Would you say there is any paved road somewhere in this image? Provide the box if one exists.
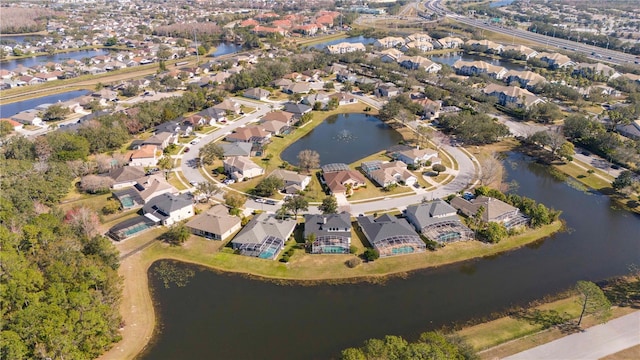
[425,0,639,66]
[504,311,640,360]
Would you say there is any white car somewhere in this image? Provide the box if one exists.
[190,139,200,145]
[255,198,266,203]
[223,179,235,185]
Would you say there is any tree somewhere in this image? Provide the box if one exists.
[64,206,101,238]
[41,104,70,122]
[297,149,320,173]
[612,170,635,191]
[319,195,338,214]
[432,164,446,174]
[558,141,575,161]
[164,223,191,246]
[224,191,246,209]
[157,156,173,180]
[283,195,308,218]
[481,222,508,243]
[255,176,284,197]
[0,120,14,139]
[104,36,118,46]
[195,181,222,202]
[416,125,432,148]
[576,281,611,327]
[478,153,504,187]
[363,248,380,262]
[80,175,114,193]
[323,81,335,90]
[199,142,224,165]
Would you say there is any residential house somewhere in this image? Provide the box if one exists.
[374,36,405,48]
[388,146,440,166]
[503,45,538,60]
[225,125,271,143]
[260,119,288,135]
[321,163,366,195]
[356,214,425,257]
[450,195,529,229]
[223,156,264,181]
[406,33,433,43]
[437,36,464,49]
[283,102,312,117]
[186,204,241,241]
[503,70,546,89]
[412,98,442,120]
[243,87,271,101]
[261,110,295,125]
[230,212,296,260]
[92,88,118,101]
[379,48,404,63]
[182,114,207,128]
[142,193,194,226]
[465,39,504,53]
[402,40,434,52]
[272,78,293,90]
[302,92,330,108]
[112,174,177,209]
[573,63,621,79]
[405,199,474,243]
[285,82,311,94]
[11,111,43,126]
[129,144,158,167]
[143,131,174,150]
[361,160,417,187]
[452,60,508,79]
[326,42,366,54]
[106,166,147,190]
[398,56,442,73]
[199,107,227,123]
[212,98,241,114]
[482,84,545,108]
[0,118,23,131]
[220,142,253,157]
[617,119,640,140]
[375,83,400,98]
[304,212,352,254]
[536,52,576,69]
[269,169,311,194]
[330,92,358,106]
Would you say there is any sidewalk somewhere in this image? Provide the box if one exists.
[504,311,640,360]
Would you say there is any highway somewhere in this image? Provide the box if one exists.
[424,0,639,66]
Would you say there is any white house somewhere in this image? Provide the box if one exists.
[224,156,264,181]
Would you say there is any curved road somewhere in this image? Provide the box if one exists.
[180,97,478,213]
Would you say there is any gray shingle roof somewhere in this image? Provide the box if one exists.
[304,212,351,239]
[231,212,296,246]
[405,199,460,230]
[357,214,418,244]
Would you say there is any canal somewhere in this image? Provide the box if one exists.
[141,152,640,360]
[1,49,109,71]
[0,89,90,118]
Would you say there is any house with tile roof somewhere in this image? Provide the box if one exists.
[405,199,473,243]
[230,212,296,260]
[504,70,547,89]
[261,110,295,125]
[186,204,241,241]
[452,60,508,79]
[129,144,158,167]
[361,160,417,188]
[225,125,271,144]
[304,212,352,254]
[536,52,576,69]
[483,84,545,108]
[322,167,367,196]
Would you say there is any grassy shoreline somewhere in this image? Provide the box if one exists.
[97,220,563,360]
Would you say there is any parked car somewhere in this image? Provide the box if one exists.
[223,179,235,185]
[255,198,266,203]
[190,139,200,145]
[184,147,190,153]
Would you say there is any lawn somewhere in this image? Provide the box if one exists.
[347,180,414,201]
[167,172,189,190]
[554,161,613,191]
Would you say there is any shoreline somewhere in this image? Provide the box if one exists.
[97,220,563,360]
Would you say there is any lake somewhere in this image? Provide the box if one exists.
[280,113,402,166]
[1,49,108,71]
[309,36,376,50]
[141,152,640,359]
[0,90,90,118]
[211,42,243,57]
[490,0,516,8]
[430,52,524,71]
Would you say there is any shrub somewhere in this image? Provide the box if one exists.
[349,245,358,254]
[345,258,362,268]
[280,255,290,263]
[102,199,120,215]
[363,248,380,261]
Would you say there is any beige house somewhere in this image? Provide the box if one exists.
[452,60,508,79]
[483,84,545,108]
[504,70,547,89]
[129,144,158,167]
[361,160,417,188]
[269,169,311,194]
[326,42,366,54]
[224,156,264,181]
[186,204,241,241]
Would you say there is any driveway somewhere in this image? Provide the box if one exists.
[504,311,640,360]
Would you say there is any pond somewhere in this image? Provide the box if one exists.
[309,35,376,50]
[430,52,525,71]
[1,89,90,118]
[1,49,109,71]
[210,42,243,57]
[141,152,640,360]
[279,113,402,166]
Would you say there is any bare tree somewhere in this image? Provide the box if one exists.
[64,206,101,238]
[67,160,97,178]
[297,149,320,173]
[416,125,432,148]
[80,175,114,193]
[195,181,222,202]
[478,153,504,187]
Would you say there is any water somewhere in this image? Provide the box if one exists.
[141,152,640,360]
[0,49,109,71]
[0,90,90,118]
[309,36,376,50]
[430,52,524,71]
[0,34,43,45]
[210,42,243,57]
[280,113,402,166]
[490,0,515,8]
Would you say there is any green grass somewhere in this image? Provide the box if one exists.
[135,220,563,281]
[167,172,189,191]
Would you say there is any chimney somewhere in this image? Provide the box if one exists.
[323,217,327,224]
